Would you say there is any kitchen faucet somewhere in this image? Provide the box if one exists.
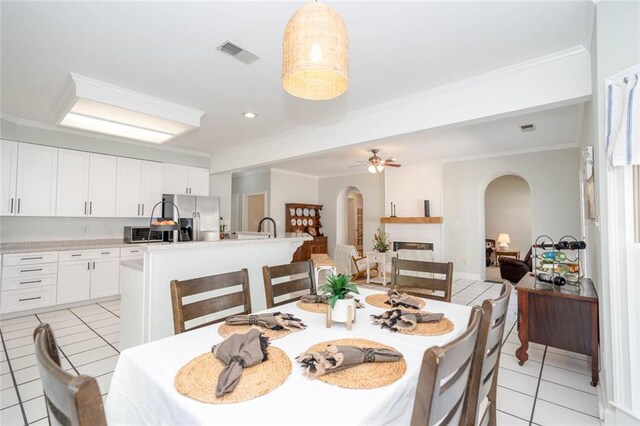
[257,217,277,238]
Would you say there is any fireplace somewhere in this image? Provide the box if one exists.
[393,241,434,251]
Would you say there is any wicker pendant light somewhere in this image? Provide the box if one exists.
[282,1,349,100]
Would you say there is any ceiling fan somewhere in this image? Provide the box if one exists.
[351,149,402,173]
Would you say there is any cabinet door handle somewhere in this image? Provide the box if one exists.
[20,268,42,273]
[84,201,88,215]
[17,198,21,214]
[88,262,90,270]
[10,198,13,214]
[141,203,144,216]
[101,252,110,255]
[20,256,43,260]
[130,250,139,253]
[20,280,42,285]
[137,203,140,216]
[89,201,93,215]
[186,187,189,194]
[19,296,41,302]
[71,254,81,257]
[92,261,96,269]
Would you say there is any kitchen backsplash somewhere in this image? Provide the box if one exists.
[0,216,150,243]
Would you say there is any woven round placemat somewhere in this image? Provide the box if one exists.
[174,347,291,404]
[296,301,328,314]
[398,317,454,336]
[217,324,296,340]
[365,293,425,310]
[305,338,407,389]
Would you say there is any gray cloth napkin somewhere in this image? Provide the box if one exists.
[386,289,423,309]
[296,345,403,377]
[225,312,306,331]
[300,294,328,304]
[212,328,269,397]
[371,309,444,332]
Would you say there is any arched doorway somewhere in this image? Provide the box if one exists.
[336,186,364,255]
[483,175,531,282]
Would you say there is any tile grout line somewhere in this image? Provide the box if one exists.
[67,310,120,354]
[0,321,30,426]
[497,408,531,424]
[35,312,80,376]
[96,302,120,319]
[529,345,548,425]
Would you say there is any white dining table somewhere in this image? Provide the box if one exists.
[105,287,472,426]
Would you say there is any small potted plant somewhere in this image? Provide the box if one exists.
[319,274,360,323]
[373,227,391,253]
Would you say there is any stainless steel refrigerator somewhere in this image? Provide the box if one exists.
[162,194,220,241]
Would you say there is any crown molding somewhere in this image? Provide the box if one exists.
[441,142,579,164]
[270,168,319,180]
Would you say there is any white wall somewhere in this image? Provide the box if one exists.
[442,147,581,277]
[209,172,232,223]
[384,162,444,260]
[484,175,532,256]
[318,172,384,257]
[269,169,319,233]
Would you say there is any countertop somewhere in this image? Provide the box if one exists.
[144,234,312,252]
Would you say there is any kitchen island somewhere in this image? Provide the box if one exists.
[119,235,311,349]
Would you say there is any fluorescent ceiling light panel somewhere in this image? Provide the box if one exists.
[56,74,204,143]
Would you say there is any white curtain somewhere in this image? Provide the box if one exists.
[606,66,640,166]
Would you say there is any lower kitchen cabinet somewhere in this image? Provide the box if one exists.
[90,257,120,298]
[57,260,91,303]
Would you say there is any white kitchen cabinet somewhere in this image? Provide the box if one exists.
[88,154,117,217]
[188,167,210,196]
[57,260,91,303]
[116,158,163,217]
[116,157,142,217]
[15,143,58,216]
[56,149,90,216]
[0,140,18,216]
[163,164,209,196]
[90,257,120,298]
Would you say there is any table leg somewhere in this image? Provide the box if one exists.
[366,256,371,284]
[515,291,529,366]
[590,303,599,387]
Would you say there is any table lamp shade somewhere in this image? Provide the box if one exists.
[497,233,511,249]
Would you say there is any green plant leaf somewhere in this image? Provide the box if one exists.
[327,294,339,309]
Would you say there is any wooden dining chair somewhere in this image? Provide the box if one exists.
[463,283,512,426]
[391,257,454,302]
[262,260,315,308]
[33,323,107,426]
[170,268,252,334]
[411,307,483,426]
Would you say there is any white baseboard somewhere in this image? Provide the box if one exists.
[454,272,482,281]
[0,296,120,320]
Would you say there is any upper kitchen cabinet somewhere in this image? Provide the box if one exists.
[56,150,117,217]
[0,140,18,216]
[116,158,163,217]
[15,143,58,216]
[163,164,209,196]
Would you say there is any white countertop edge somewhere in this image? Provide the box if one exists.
[144,235,313,252]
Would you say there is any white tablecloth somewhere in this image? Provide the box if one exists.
[105,288,472,426]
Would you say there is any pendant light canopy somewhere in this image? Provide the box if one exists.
[282,1,349,100]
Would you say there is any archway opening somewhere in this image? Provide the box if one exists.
[336,186,364,255]
[484,175,531,282]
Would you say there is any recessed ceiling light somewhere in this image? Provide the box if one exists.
[243,112,257,119]
[55,73,204,144]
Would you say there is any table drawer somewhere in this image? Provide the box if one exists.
[0,286,57,314]
[1,274,57,291]
[2,263,58,279]
[2,251,58,267]
[120,247,144,259]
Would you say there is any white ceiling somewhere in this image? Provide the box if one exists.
[267,104,584,177]
[1,1,591,155]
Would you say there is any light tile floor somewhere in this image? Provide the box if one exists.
[0,280,601,425]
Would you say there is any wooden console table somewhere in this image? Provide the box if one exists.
[495,250,520,266]
[515,275,599,386]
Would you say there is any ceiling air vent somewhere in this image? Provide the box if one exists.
[520,123,536,132]
[216,41,260,65]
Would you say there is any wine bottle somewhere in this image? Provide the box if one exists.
[537,273,566,286]
[535,241,586,250]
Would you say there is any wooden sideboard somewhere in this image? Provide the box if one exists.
[515,274,599,386]
[285,203,327,262]
[292,236,328,262]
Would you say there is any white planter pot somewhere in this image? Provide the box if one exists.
[331,298,356,323]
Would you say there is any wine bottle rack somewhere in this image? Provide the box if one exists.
[532,234,585,289]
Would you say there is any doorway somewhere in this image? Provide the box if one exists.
[484,175,531,281]
[337,187,364,256]
[242,192,267,232]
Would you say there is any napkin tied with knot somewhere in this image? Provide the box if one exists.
[212,328,269,397]
[225,312,306,331]
[300,294,365,309]
[371,309,444,332]
[296,345,403,377]
[387,289,423,309]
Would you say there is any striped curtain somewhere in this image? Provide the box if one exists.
[606,67,639,166]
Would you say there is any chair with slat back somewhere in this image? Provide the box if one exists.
[170,269,252,334]
[33,324,107,426]
[411,307,483,426]
[262,260,315,308]
[391,257,454,303]
[463,283,512,426]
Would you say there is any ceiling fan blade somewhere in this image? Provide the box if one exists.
[349,164,367,168]
[384,163,402,167]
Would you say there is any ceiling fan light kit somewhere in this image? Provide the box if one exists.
[282,1,349,101]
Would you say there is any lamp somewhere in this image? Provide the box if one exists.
[497,234,511,250]
[282,1,349,100]
[368,165,376,174]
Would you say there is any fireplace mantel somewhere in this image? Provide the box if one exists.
[380,217,443,224]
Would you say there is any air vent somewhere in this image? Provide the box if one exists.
[520,123,536,132]
[216,41,260,65]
